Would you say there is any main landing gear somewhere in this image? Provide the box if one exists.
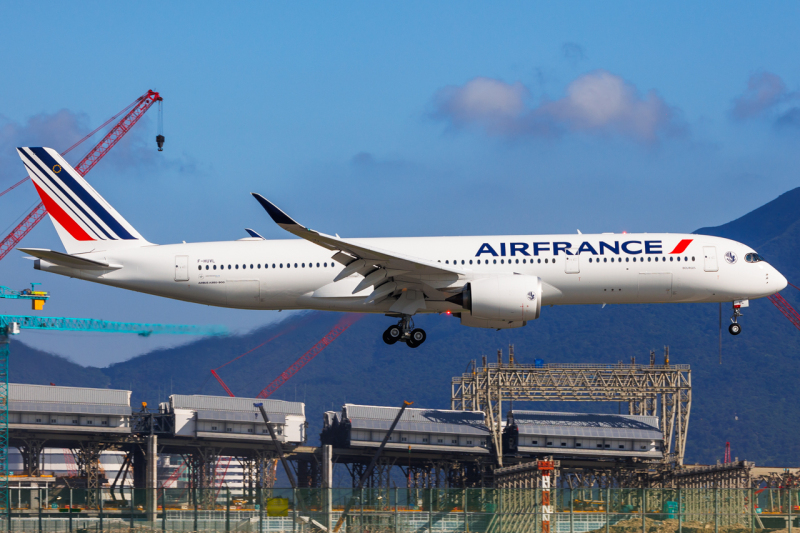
[729,302,743,336]
[382,315,427,348]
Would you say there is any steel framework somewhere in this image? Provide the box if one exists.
[451,354,692,466]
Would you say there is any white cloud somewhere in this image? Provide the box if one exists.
[730,72,789,120]
[432,70,684,143]
[432,77,529,135]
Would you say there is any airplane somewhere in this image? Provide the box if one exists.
[14,147,788,348]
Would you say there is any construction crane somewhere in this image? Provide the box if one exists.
[0,314,226,512]
[0,284,49,311]
[0,90,163,262]
[210,314,362,398]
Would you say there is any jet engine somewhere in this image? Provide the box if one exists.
[446,275,542,322]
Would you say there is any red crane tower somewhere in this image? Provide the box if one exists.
[0,90,163,262]
[210,313,362,398]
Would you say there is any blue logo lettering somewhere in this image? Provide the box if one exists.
[533,242,550,256]
[621,241,642,254]
[599,241,620,255]
[553,242,573,256]
[476,243,499,257]
[645,241,662,254]
[576,242,598,255]
[510,242,530,256]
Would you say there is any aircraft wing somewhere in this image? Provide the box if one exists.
[251,194,465,290]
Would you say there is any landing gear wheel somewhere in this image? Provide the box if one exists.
[410,328,426,346]
[384,325,402,344]
[407,338,421,348]
[729,323,742,336]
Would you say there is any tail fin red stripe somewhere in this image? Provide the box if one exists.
[32,182,94,241]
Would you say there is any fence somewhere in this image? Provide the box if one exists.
[1,487,797,533]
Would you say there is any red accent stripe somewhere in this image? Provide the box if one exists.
[32,182,94,241]
[670,239,693,254]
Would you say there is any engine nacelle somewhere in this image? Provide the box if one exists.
[447,275,542,323]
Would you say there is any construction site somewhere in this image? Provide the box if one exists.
[1,90,800,533]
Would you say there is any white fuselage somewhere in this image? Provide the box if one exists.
[33,233,787,315]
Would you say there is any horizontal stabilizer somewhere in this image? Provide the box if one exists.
[18,248,120,270]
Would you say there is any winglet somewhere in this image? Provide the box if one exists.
[245,228,265,239]
[251,193,301,227]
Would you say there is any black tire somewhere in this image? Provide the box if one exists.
[383,329,398,345]
[386,325,402,343]
[410,328,426,345]
[407,338,420,348]
[729,323,742,336]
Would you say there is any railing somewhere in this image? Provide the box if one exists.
[0,486,793,532]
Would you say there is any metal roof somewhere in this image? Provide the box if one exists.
[10,384,130,406]
[170,395,304,416]
[196,410,286,425]
[343,404,487,434]
[350,418,489,435]
[10,401,130,416]
[510,410,662,440]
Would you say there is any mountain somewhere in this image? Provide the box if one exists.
[8,187,800,467]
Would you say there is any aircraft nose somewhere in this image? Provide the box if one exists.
[775,269,788,292]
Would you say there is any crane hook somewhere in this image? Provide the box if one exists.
[156,98,165,151]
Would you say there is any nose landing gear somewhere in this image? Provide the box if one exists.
[382,315,426,348]
[729,302,744,335]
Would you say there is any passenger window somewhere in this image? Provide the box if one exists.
[684,257,687,261]
[317,263,320,267]
[538,259,542,264]
[250,264,254,269]
[324,263,327,267]
[544,258,548,264]
[670,257,673,261]
[461,260,465,265]
[198,266,202,271]
[294,263,298,268]
[302,263,305,268]
[272,264,276,268]
[280,264,283,268]
[522,259,526,264]
[228,265,232,269]
[477,260,480,264]
[213,265,217,270]
[493,259,497,264]
[647,257,651,262]
[692,256,695,261]
[515,259,519,264]
[469,260,473,264]
[589,258,592,263]
[603,258,607,263]
[625,257,629,262]
[446,260,449,264]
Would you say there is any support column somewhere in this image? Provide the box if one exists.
[146,435,157,522]
[72,443,107,509]
[17,439,46,477]
[322,445,332,531]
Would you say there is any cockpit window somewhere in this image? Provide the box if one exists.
[745,253,766,263]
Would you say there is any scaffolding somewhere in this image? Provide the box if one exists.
[451,349,692,466]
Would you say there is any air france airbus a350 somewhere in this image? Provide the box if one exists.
[15,147,788,347]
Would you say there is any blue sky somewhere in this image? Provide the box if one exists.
[1,2,799,366]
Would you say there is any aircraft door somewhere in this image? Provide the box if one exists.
[703,246,718,272]
[565,256,580,274]
[174,255,189,281]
